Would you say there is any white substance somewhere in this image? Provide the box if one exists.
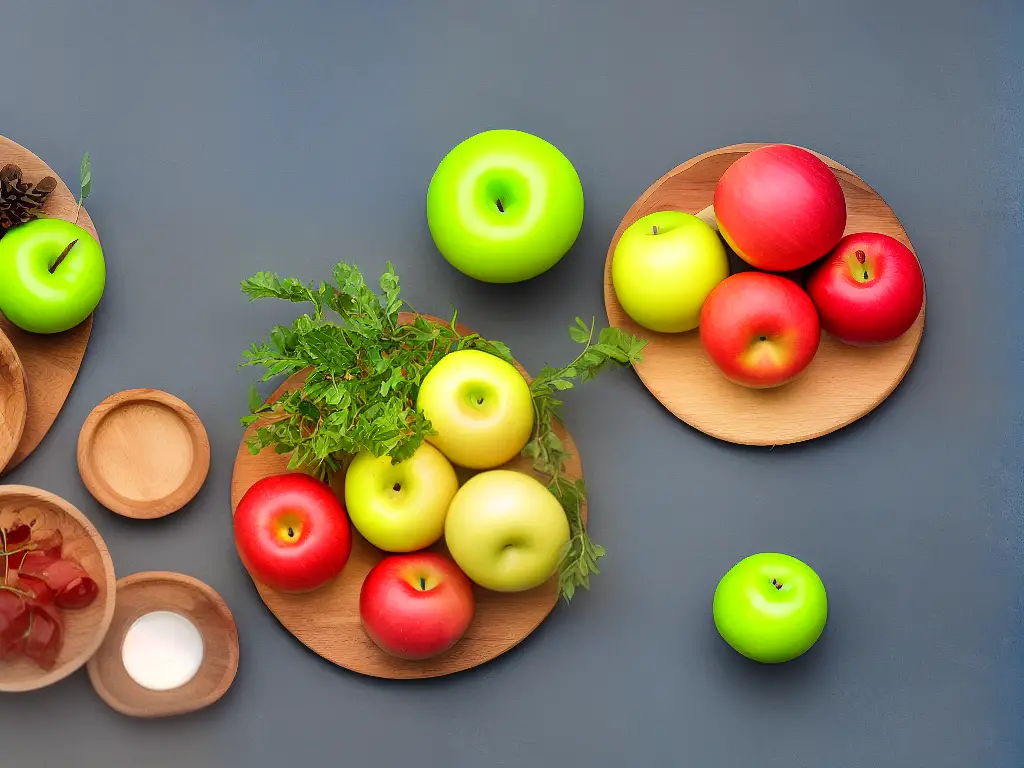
[121,611,205,692]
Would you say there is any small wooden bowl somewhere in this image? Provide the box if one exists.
[0,485,117,693]
[86,571,239,718]
[0,328,28,471]
[77,389,211,519]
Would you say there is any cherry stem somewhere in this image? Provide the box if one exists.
[0,584,32,599]
[49,239,78,274]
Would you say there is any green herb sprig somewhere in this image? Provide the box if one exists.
[75,151,91,224]
[239,262,646,601]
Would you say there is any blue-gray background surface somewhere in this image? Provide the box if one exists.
[1,1,1020,766]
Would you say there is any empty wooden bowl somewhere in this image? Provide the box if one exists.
[0,328,28,471]
[86,571,239,718]
[77,389,211,519]
[0,485,117,693]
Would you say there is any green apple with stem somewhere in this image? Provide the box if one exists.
[344,442,459,552]
[713,552,828,663]
[426,129,584,283]
[612,210,728,333]
[0,217,106,334]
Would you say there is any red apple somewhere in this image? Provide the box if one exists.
[806,232,924,345]
[700,272,821,388]
[714,144,847,272]
[360,552,474,660]
[233,473,352,593]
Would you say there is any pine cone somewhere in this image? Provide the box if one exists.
[0,164,57,234]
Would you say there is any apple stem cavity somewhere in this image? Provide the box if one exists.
[49,239,78,274]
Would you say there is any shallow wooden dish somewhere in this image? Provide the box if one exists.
[0,328,28,470]
[0,485,117,692]
[230,313,586,679]
[603,142,926,445]
[0,135,97,474]
[86,571,239,718]
[77,389,211,519]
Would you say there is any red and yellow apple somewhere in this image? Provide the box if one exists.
[233,473,352,593]
[714,144,847,272]
[807,232,924,346]
[699,272,821,388]
[359,552,475,660]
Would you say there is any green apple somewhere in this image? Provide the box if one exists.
[611,210,728,333]
[0,218,106,334]
[344,442,458,552]
[416,349,533,470]
[444,469,569,592]
[426,129,584,283]
[713,552,828,663]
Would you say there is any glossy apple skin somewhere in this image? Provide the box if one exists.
[714,145,846,272]
[233,473,352,593]
[444,470,569,592]
[416,349,533,469]
[612,210,729,333]
[360,552,475,660]
[699,272,821,388]
[344,442,458,552]
[0,218,106,333]
[426,129,584,283]
[713,552,828,663]
[807,232,924,345]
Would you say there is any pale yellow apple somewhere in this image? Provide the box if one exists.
[344,442,458,552]
[444,469,569,592]
[612,210,729,333]
[416,349,533,470]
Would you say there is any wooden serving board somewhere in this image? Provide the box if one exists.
[0,135,97,473]
[603,143,926,445]
[230,314,586,679]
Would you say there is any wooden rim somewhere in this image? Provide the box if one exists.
[603,142,926,446]
[0,328,28,470]
[230,313,586,679]
[86,571,239,718]
[0,134,96,474]
[0,485,117,692]
[77,389,211,519]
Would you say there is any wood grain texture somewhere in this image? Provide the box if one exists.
[0,485,116,692]
[603,143,926,445]
[0,134,97,473]
[230,313,586,679]
[0,328,28,470]
[86,571,239,718]
[77,389,211,520]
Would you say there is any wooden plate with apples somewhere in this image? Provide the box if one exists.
[230,314,587,680]
[0,135,101,473]
[604,142,926,445]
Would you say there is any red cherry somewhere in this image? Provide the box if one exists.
[24,605,62,671]
[0,590,29,658]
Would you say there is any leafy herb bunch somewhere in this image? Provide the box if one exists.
[239,262,646,601]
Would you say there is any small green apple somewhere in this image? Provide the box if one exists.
[426,129,584,283]
[444,469,569,592]
[416,349,533,470]
[611,210,728,333]
[344,442,458,553]
[713,552,828,663]
[0,218,106,334]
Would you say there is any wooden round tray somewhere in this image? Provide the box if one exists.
[230,314,585,679]
[603,143,926,445]
[0,135,97,474]
[0,328,28,469]
[87,571,239,718]
[77,389,211,519]
[0,485,117,693]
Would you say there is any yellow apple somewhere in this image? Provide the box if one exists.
[612,210,729,333]
[416,349,533,469]
[344,442,458,552]
[444,470,569,592]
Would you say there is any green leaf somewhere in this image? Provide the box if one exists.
[79,152,92,204]
[247,382,263,412]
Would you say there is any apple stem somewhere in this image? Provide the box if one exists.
[419,577,426,590]
[49,239,78,274]
[651,225,659,235]
[286,527,295,538]
[772,578,783,590]
[495,199,504,213]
